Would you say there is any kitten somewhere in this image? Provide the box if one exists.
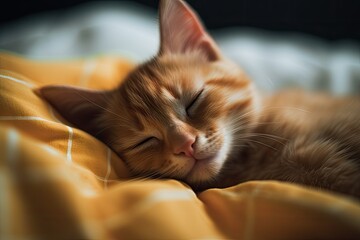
[38,0,360,198]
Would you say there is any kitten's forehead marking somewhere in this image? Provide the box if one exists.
[161,87,177,101]
[193,75,204,89]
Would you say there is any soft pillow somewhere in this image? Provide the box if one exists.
[1,52,360,239]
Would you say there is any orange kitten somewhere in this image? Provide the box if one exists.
[38,0,360,198]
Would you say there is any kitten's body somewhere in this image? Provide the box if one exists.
[215,91,360,197]
[38,0,360,198]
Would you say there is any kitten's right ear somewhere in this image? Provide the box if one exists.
[35,86,110,135]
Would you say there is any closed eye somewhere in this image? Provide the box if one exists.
[186,89,204,115]
[133,137,156,149]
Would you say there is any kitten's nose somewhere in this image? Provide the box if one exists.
[174,134,196,158]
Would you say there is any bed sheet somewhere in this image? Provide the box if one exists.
[1,52,360,239]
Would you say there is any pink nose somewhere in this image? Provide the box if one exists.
[174,135,196,157]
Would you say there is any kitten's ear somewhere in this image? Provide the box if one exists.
[158,0,221,61]
[35,86,110,136]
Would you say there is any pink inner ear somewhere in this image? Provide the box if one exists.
[159,0,220,61]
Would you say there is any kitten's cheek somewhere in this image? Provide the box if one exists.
[185,158,224,183]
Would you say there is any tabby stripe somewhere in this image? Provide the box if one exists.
[207,78,250,89]
[163,83,181,99]
[228,98,253,113]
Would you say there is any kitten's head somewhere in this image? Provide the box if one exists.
[38,0,260,188]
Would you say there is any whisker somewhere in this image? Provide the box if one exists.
[241,134,288,146]
[242,139,278,151]
[229,106,310,123]
[75,92,129,122]
[241,132,288,140]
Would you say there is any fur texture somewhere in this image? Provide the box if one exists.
[38,0,360,198]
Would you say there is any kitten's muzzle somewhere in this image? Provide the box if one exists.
[173,135,196,158]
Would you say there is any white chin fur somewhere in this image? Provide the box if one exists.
[186,126,232,184]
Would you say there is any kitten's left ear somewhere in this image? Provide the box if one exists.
[158,0,221,61]
[35,85,111,137]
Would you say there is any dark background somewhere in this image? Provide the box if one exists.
[1,0,360,41]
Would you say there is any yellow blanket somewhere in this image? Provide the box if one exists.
[1,52,360,239]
